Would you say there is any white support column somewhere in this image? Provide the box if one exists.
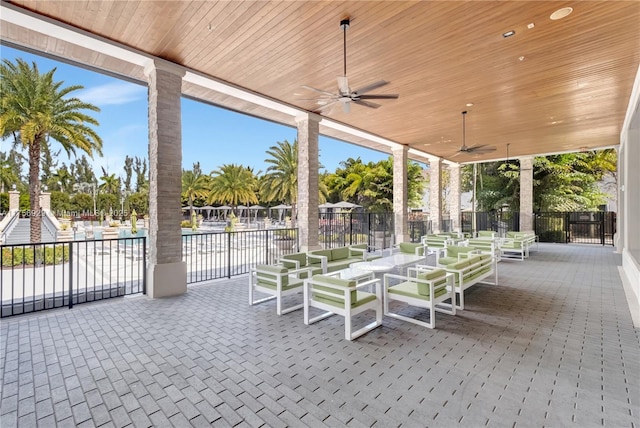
[392,146,409,243]
[519,157,534,232]
[8,190,19,212]
[449,164,461,232]
[296,113,321,252]
[145,59,187,298]
[429,158,442,233]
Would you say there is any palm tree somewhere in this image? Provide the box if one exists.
[260,139,299,222]
[208,164,258,215]
[0,58,102,242]
[99,168,121,195]
[181,164,210,218]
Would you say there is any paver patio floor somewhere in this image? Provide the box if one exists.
[1,243,638,427]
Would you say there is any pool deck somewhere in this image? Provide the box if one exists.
[1,243,638,427]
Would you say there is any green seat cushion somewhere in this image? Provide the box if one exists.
[332,247,350,260]
[257,277,303,291]
[388,280,448,300]
[314,291,377,308]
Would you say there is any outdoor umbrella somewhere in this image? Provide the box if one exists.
[332,201,362,209]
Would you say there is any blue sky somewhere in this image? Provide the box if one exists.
[1,45,390,178]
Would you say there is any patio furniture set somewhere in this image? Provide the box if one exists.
[249,239,500,341]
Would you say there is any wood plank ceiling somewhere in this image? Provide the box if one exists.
[4,1,640,164]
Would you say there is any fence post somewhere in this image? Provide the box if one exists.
[600,212,605,246]
[142,237,147,295]
[565,212,570,243]
[349,212,353,245]
[68,242,73,309]
[265,229,270,264]
[226,232,232,278]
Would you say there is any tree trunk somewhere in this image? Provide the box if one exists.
[29,136,43,243]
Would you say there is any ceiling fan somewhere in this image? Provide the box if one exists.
[452,111,496,157]
[300,18,399,114]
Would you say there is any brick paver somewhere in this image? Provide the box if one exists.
[1,243,638,427]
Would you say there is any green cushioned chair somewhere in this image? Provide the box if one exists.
[383,267,455,329]
[303,274,382,340]
[249,264,309,315]
[443,252,498,310]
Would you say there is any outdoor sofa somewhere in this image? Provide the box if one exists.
[307,244,372,273]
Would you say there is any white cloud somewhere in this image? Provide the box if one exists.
[77,82,146,106]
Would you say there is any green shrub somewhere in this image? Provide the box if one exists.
[2,245,70,267]
[181,220,192,228]
[538,230,565,243]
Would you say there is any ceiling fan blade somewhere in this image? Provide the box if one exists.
[301,85,337,97]
[353,99,381,109]
[314,100,338,114]
[472,146,497,154]
[467,144,491,151]
[352,80,389,95]
[337,76,350,95]
[358,94,399,100]
[342,100,351,113]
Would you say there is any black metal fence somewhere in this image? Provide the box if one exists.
[461,211,520,236]
[534,212,615,245]
[319,212,394,250]
[460,210,615,245]
[1,237,146,318]
[182,228,298,283]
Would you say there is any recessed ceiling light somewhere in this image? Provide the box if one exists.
[527,23,535,29]
[519,56,525,61]
[550,7,573,20]
[466,103,474,107]
[502,30,516,38]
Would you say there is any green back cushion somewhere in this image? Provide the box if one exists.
[415,269,447,296]
[450,259,469,270]
[447,246,474,257]
[332,247,350,260]
[256,264,289,287]
[351,243,367,250]
[311,275,357,303]
[281,252,307,268]
[399,242,423,255]
[478,230,494,237]
[311,249,333,262]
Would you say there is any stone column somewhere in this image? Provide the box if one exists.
[449,164,461,232]
[39,192,51,212]
[145,59,187,298]
[296,113,321,252]
[429,158,442,233]
[519,156,534,232]
[8,190,19,212]
[392,146,409,243]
